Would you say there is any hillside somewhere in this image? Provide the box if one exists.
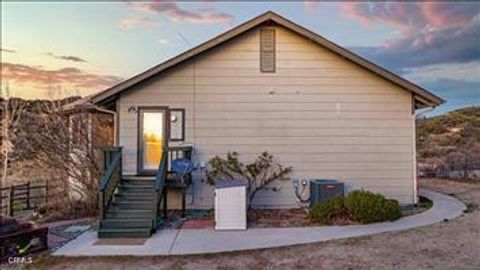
[417,107,480,179]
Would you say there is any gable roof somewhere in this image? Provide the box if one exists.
[90,11,444,108]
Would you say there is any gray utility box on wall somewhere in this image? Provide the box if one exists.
[309,179,344,207]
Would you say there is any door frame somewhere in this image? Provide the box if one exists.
[137,106,170,175]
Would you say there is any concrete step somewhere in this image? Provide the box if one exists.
[98,227,152,238]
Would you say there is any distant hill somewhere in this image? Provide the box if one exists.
[417,107,480,179]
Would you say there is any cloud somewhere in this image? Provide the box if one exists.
[403,61,480,84]
[1,48,17,53]
[157,38,170,45]
[128,1,234,26]
[342,2,480,70]
[1,62,122,90]
[304,2,319,13]
[46,52,87,63]
[119,17,159,30]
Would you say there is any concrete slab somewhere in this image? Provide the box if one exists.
[63,225,90,233]
[54,229,179,256]
[53,189,466,256]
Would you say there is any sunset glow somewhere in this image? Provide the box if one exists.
[1,1,479,114]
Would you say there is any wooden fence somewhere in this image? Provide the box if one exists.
[0,181,50,216]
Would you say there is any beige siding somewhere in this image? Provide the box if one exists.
[118,25,415,207]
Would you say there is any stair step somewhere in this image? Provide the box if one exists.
[100,219,152,229]
[122,176,155,181]
[115,190,158,200]
[114,195,155,203]
[116,190,156,195]
[118,186,155,193]
[122,179,155,187]
[106,209,154,219]
[98,227,152,238]
[111,201,154,210]
[119,183,155,189]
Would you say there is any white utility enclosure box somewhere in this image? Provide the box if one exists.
[215,179,248,230]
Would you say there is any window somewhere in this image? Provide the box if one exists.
[260,29,275,72]
[170,108,185,141]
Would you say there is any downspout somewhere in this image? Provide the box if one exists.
[413,105,435,204]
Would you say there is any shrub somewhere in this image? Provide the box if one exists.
[206,151,292,208]
[308,196,347,225]
[308,190,402,225]
[344,190,402,223]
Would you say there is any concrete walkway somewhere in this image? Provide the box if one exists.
[53,189,466,256]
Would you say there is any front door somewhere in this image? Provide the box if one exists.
[138,107,168,175]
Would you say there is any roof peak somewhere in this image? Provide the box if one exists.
[90,10,443,107]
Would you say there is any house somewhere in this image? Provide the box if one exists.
[87,12,443,237]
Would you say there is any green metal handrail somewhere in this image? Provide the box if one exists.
[153,147,168,229]
[98,147,122,219]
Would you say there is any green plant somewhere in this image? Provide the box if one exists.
[206,151,292,206]
[308,190,402,225]
[344,190,402,223]
[308,196,347,225]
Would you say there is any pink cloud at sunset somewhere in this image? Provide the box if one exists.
[128,1,234,26]
[119,17,159,30]
[335,2,479,72]
[1,1,477,112]
[1,62,122,90]
[45,52,87,63]
[340,2,479,48]
[303,2,319,14]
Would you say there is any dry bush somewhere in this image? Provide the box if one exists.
[417,107,480,181]
[3,97,113,220]
[206,151,292,207]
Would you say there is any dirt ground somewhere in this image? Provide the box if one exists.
[248,199,430,227]
[5,178,480,270]
[248,208,312,227]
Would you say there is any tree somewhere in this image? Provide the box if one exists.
[206,151,292,208]
[1,83,27,185]
[1,84,113,218]
[26,102,113,218]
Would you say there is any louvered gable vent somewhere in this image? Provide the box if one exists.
[260,29,275,72]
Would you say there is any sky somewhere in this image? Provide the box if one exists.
[1,1,479,115]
